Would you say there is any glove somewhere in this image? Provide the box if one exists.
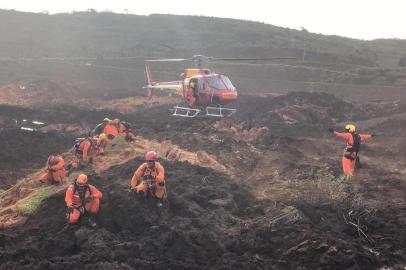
[158,181,165,187]
[328,128,335,133]
[85,195,94,202]
[66,206,74,214]
[371,133,377,137]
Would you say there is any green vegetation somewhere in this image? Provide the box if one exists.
[106,136,127,153]
[17,186,56,216]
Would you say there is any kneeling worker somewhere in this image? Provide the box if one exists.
[65,174,103,227]
[130,151,166,206]
[40,155,67,185]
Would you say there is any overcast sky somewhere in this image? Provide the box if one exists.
[1,0,405,40]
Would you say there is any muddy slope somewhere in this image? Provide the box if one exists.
[0,129,74,186]
[0,158,405,269]
[0,104,126,186]
[0,92,406,269]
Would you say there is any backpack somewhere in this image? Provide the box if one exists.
[121,121,131,130]
[348,133,361,153]
[71,182,92,207]
[74,137,94,155]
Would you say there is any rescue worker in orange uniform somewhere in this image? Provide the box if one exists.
[93,133,108,156]
[103,118,119,142]
[65,174,102,227]
[91,118,111,137]
[40,155,67,185]
[186,80,198,107]
[329,124,374,177]
[118,120,135,142]
[74,137,96,167]
[130,151,166,206]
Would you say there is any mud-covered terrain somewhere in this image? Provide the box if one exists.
[0,89,406,269]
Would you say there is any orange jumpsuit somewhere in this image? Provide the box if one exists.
[103,123,119,142]
[93,136,107,156]
[334,131,372,176]
[131,162,166,199]
[77,139,94,163]
[40,156,67,184]
[65,184,103,224]
[118,123,135,141]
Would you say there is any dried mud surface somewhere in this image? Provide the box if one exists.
[0,89,405,269]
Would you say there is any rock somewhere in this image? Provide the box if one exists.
[327,246,338,255]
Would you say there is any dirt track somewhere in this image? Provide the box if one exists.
[0,89,405,269]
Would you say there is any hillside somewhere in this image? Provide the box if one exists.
[0,9,405,101]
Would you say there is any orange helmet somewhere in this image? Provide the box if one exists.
[145,151,157,161]
[76,174,88,185]
[113,118,120,124]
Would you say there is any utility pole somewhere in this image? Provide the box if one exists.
[301,27,307,62]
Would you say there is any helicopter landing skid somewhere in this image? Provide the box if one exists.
[172,106,201,117]
[172,105,236,118]
[205,106,236,117]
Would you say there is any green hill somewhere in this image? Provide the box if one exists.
[0,9,405,99]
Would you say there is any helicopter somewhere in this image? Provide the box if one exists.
[144,55,294,117]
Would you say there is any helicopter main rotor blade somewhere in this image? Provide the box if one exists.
[210,57,296,61]
[145,58,188,62]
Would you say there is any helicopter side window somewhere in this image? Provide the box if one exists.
[206,76,227,90]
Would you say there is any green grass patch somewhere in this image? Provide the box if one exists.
[17,186,57,216]
[106,136,127,153]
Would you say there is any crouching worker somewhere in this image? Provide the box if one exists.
[40,155,67,185]
[130,151,166,207]
[71,137,96,169]
[65,174,103,227]
[103,118,119,143]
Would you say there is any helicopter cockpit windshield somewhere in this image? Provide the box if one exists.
[206,75,235,91]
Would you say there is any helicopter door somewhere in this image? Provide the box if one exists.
[197,78,209,103]
[186,78,199,107]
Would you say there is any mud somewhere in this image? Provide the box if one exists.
[0,104,125,186]
[0,90,406,269]
[0,158,405,269]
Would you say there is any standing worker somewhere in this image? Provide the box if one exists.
[130,151,166,207]
[329,124,375,178]
[65,174,103,227]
